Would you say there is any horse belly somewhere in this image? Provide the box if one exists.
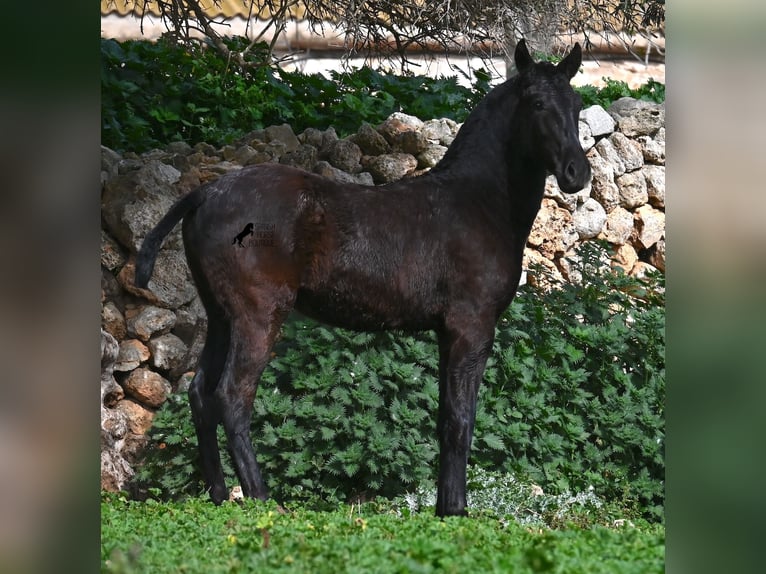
[295,278,441,332]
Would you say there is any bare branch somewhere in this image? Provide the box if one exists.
[122,0,665,70]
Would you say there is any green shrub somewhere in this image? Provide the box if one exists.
[101,35,491,152]
[474,243,665,521]
[576,77,665,108]
[132,242,664,521]
[101,35,287,152]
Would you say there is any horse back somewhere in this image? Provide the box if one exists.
[183,163,521,331]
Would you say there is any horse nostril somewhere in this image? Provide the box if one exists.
[565,161,577,181]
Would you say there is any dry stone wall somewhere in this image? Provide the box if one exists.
[100,96,665,491]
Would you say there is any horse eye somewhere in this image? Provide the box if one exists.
[533,100,544,110]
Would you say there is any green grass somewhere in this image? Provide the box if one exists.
[101,494,664,573]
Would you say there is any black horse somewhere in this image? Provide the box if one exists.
[135,39,591,517]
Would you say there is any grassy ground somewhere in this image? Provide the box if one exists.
[101,495,664,573]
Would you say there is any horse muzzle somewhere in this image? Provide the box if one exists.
[555,153,592,194]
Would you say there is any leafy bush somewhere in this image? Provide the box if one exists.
[577,77,665,108]
[132,243,664,521]
[101,35,490,152]
[474,243,665,520]
[101,36,663,153]
[102,36,292,152]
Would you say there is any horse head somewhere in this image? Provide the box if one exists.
[513,39,592,194]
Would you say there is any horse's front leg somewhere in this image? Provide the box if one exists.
[435,322,494,517]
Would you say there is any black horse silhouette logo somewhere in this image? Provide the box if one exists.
[232,222,254,247]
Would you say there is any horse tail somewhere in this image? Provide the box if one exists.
[135,187,207,289]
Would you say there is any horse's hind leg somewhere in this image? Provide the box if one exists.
[216,297,291,500]
[188,310,230,504]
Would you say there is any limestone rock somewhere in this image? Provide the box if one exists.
[393,130,429,156]
[417,144,448,169]
[647,237,666,272]
[544,175,591,212]
[595,137,626,177]
[616,170,648,209]
[609,132,644,172]
[608,98,665,137]
[528,199,578,259]
[573,198,607,239]
[611,243,639,274]
[127,305,177,342]
[421,118,458,146]
[280,144,318,171]
[264,124,301,152]
[202,160,245,175]
[166,141,192,155]
[643,165,665,208]
[102,267,124,307]
[587,148,620,213]
[176,372,195,394]
[365,153,418,184]
[633,205,666,250]
[149,333,188,372]
[580,105,615,137]
[637,133,665,165]
[115,339,150,372]
[129,249,198,310]
[176,165,203,195]
[318,127,339,159]
[101,426,133,491]
[101,145,122,186]
[299,127,325,148]
[173,297,207,346]
[328,139,363,173]
[115,398,155,435]
[123,368,172,408]
[244,148,277,165]
[558,247,612,285]
[101,329,123,405]
[102,301,127,341]
[378,113,423,144]
[193,142,218,156]
[353,123,390,156]
[602,206,635,245]
[101,160,183,253]
[314,161,374,185]
[578,120,595,151]
[101,230,126,272]
[232,145,259,165]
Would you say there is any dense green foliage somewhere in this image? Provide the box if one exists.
[576,77,665,109]
[102,494,664,573]
[132,243,664,521]
[101,36,664,153]
[101,35,490,152]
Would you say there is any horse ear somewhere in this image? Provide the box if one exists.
[514,39,534,73]
[558,43,582,79]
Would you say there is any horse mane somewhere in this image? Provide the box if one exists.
[429,75,521,183]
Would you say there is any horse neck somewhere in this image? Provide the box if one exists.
[430,82,548,235]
